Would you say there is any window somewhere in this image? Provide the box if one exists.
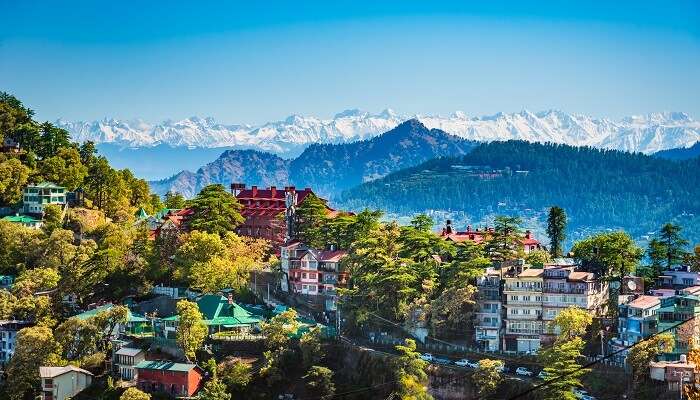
[309,273,317,279]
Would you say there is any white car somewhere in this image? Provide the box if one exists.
[419,353,433,362]
[466,360,480,369]
[454,359,470,367]
[515,367,533,376]
[573,389,596,400]
[537,370,550,380]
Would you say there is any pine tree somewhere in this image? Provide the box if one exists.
[546,206,567,258]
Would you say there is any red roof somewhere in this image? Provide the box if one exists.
[318,250,348,262]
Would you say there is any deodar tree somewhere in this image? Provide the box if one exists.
[187,184,244,236]
[547,206,567,258]
[175,300,208,361]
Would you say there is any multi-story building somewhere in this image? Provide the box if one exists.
[541,265,608,342]
[609,295,661,362]
[23,182,66,214]
[114,347,146,381]
[657,293,700,360]
[0,320,32,366]
[135,361,204,397]
[39,365,93,400]
[439,222,542,254]
[233,185,338,246]
[475,268,503,351]
[503,268,544,352]
[657,265,700,289]
[280,241,348,312]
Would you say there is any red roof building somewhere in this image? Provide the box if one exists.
[439,222,542,254]
[234,185,333,246]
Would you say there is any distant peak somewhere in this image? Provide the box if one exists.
[333,109,365,119]
[379,108,397,118]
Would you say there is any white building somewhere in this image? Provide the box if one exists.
[503,268,544,352]
[114,347,146,381]
[40,365,93,400]
[23,182,66,214]
[475,269,503,351]
[0,320,32,366]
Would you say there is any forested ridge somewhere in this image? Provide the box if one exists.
[340,140,700,242]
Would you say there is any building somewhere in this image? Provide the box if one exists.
[0,320,32,365]
[280,241,349,312]
[475,268,503,351]
[503,268,544,352]
[233,185,338,246]
[657,293,700,360]
[609,295,661,362]
[74,304,151,337]
[541,265,608,342]
[439,222,542,254]
[1,214,43,229]
[135,360,204,397]
[22,182,66,215]
[650,355,696,392]
[1,137,20,153]
[153,208,194,239]
[156,294,262,341]
[657,265,700,289]
[39,365,93,400]
[114,347,146,381]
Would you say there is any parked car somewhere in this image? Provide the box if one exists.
[516,367,533,376]
[537,370,550,380]
[433,357,452,365]
[419,353,433,362]
[454,359,470,367]
[466,360,480,369]
[572,388,596,400]
[496,364,510,373]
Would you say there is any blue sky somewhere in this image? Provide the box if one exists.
[1,1,699,123]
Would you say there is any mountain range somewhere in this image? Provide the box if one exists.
[58,109,700,157]
[149,120,476,198]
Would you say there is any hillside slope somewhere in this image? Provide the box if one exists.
[149,120,476,198]
[339,141,700,242]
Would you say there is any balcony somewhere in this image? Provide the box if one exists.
[504,286,541,292]
[543,287,585,294]
[506,328,543,335]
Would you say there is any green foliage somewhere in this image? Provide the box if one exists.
[300,327,324,368]
[526,249,551,267]
[549,306,593,342]
[164,190,186,209]
[341,140,700,246]
[42,203,63,234]
[198,378,231,400]
[218,357,252,395]
[571,231,643,277]
[295,192,329,248]
[627,333,675,386]
[261,309,300,350]
[175,300,208,361]
[392,339,432,400]
[38,147,88,190]
[647,223,689,272]
[484,215,524,263]
[120,387,151,400]
[547,206,567,257]
[5,326,64,400]
[0,158,30,205]
[187,184,244,236]
[304,366,335,400]
[472,359,504,399]
[538,337,588,400]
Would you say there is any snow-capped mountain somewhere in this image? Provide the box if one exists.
[57,109,700,156]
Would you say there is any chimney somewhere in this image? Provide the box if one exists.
[227,292,233,305]
[525,230,532,239]
[445,220,453,235]
[251,185,258,197]
[270,186,277,197]
[304,187,311,192]
[680,354,688,364]
[466,225,472,232]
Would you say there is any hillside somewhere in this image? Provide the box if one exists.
[654,141,700,160]
[339,141,700,243]
[150,120,476,198]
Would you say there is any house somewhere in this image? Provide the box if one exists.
[135,360,204,397]
[609,295,661,363]
[1,137,21,153]
[1,214,43,229]
[657,265,700,289]
[22,182,66,215]
[280,241,349,311]
[650,355,696,392]
[153,208,194,239]
[114,347,146,381]
[156,294,263,341]
[503,267,544,352]
[541,265,608,342]
[233,185,338,246]
[74,304,151,337]
[475,268,503,351]
[439,221,542,254]
[0,320,32,365]
[657,293,700,360]
[39,365,93,400]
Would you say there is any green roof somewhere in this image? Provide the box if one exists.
[74,304,147,323]
[155,208,179,219]
[2,215,41,223]
[30,182,65,189]
[135,360,197,372]
[160,296,262,327]
[135,208,149,219]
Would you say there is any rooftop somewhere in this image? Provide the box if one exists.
[115,347,145,357]
[517,268,544,278]
[39,365,93,378]
[2,215,42,223]
[27,181,65,189]
[627,295,661,309]
[135,360,198,372]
